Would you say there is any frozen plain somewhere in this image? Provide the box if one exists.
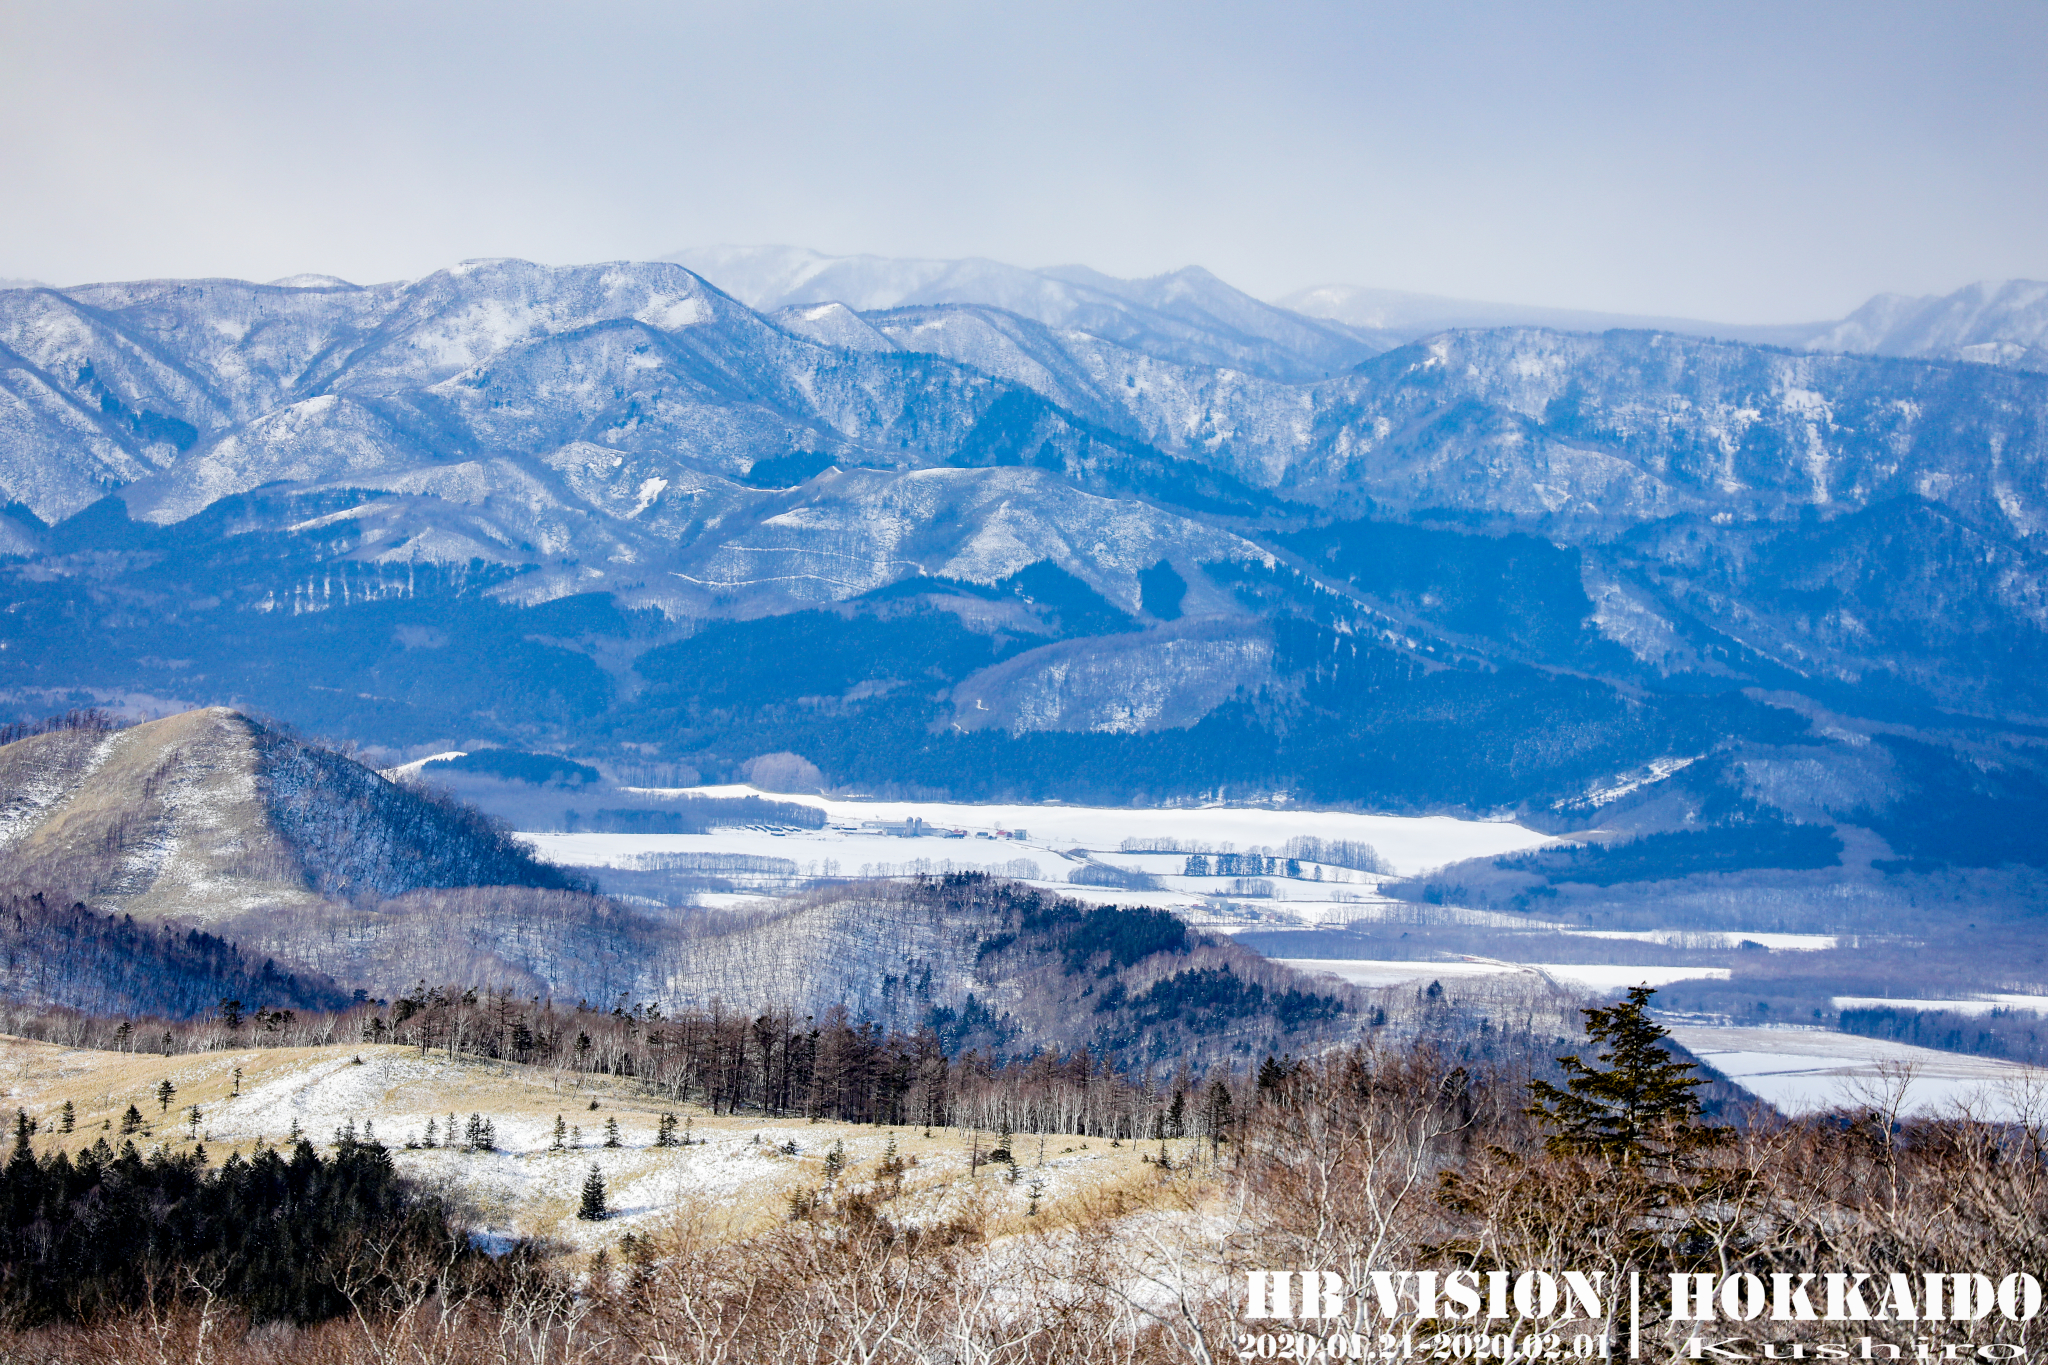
[529,785,1553,874]
[518,783,1556,930]
[1665,1025,2048,1121]
[1276,959,1735,991]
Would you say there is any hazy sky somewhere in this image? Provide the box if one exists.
[3,0,2043,321]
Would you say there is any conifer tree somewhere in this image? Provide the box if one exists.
[58,1101,74,1135]
[578,1164,608,1220]
[155,1079,176,1114]
[604,1117,621,1148]
[1526,985,1723,1164]
[1203,1079,1232,1155]
[550,1115,567,1151]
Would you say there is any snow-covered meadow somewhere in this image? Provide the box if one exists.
[1830,992,2048,1016]
[1277,958,1734,992]
[518,783,1556,929]
[1666,1024,2048,1120]
[0,1039,1185,1255]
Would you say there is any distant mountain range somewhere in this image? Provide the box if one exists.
[671,244,2048,371]
[1,250,2045,930]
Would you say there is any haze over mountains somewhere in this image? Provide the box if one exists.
[670,244,2048,371]
[0,248,2044,939]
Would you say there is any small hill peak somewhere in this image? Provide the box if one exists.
[0,708,574,921]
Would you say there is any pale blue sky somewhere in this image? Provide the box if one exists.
[3,0,2042,321]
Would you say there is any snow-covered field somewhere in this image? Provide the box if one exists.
[1666,1024,2048,1120]
[1276,958,1532,988]
[1565,929,1838,952]
[1278,958,1733,992]
[519,785,1555,929]
[540,785,1551,876]
[1530,963,1734,990]
[1830,993,2048,1016]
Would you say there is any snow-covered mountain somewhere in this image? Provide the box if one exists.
[1804,279,2048,371]
[1274,281,1827,348]
[9,257,2046,577]
[1282,275,2048,375]
[2,253,2046,910]
[667,245,1379,381]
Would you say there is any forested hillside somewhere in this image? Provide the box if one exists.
[0,891,348,1017]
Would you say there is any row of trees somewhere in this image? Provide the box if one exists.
[1114,836,1389,875]
[0,1129,470,1326]
[0,707,126,748]
[0,985,1288,1142]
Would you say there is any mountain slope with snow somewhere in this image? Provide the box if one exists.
[1,255,2046,923]
[1805,279,2048,371]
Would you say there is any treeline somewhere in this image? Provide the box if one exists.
[1840,1004,2048,1066]
[1113,835,1388,874]
[0,985,1318,1142]
[0,707,127,747]
[1283,836,1390,873]
[0,1130,473,1326]
[561,794,827,834]
[1184,851,1297,878]
[1509,816,1844,886]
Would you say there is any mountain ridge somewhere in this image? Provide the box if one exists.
[676,244,2048,372]
[2,255,2046,932]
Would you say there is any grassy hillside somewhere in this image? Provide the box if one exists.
[0,1034,1179,1255]
[0,708,576,922]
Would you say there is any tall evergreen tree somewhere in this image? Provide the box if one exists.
[1526,986,1723,1163]
[578,1164,608,1220]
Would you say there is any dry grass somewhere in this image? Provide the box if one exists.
[0,1034,1216,1253]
